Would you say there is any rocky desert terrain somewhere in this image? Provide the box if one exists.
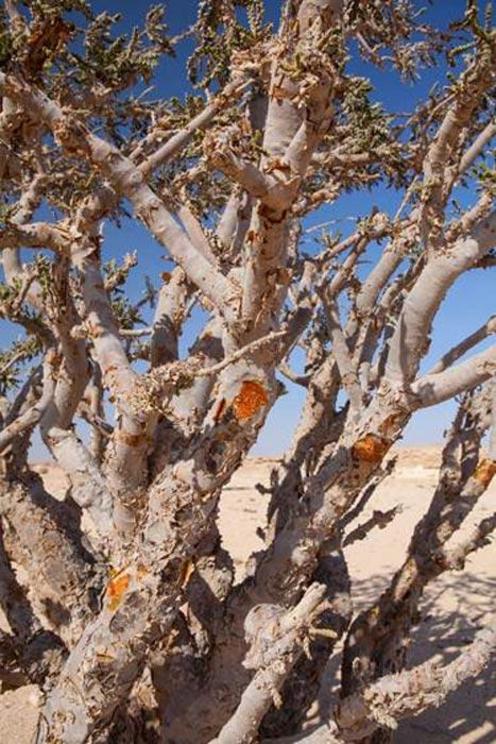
[1,447,495,743]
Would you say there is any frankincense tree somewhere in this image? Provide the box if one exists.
[0,0,495,742]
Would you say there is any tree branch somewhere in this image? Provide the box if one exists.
[0,72,240,325]
[411,345,496,408]
[428,315,496,374]
[138,77,249,177]
[211,584,327,744]
[335,622,496,741]
[385,212,496,384]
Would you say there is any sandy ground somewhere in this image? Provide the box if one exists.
[1,447,495,743]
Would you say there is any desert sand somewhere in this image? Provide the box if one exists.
[1,447,495,743]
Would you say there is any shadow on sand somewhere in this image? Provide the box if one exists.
[318,570,496,743]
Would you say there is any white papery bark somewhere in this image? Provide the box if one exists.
[386,213,496,383]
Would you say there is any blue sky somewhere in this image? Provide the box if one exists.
[2,0,494,457]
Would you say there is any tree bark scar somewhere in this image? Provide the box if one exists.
[473,458,496,488]
[352,434,390,464]
[106,572,130,611]
[233,380,269,420]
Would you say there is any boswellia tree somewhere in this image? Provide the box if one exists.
[0,0,495,741]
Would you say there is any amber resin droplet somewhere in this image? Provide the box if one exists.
[352,434,390,464]
[473,458,496,488]
[107,572,130,611]
[233,380,269,421]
